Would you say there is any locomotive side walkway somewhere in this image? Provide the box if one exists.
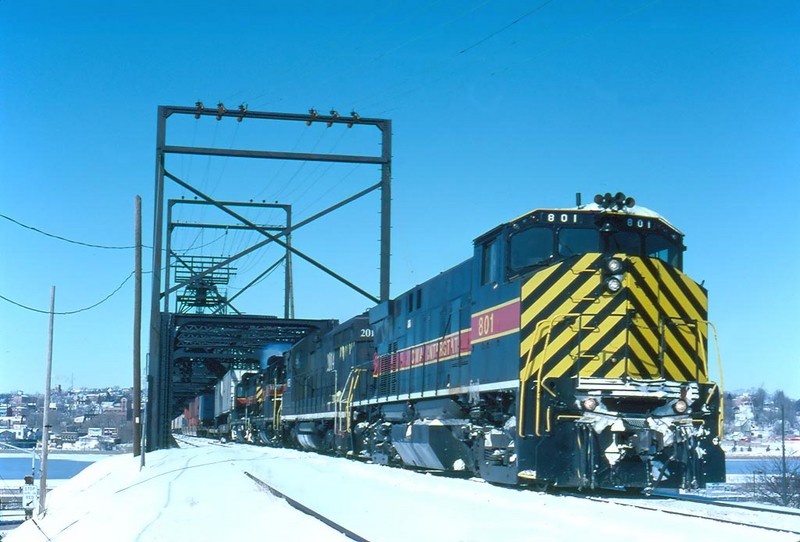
[4,438,797,542]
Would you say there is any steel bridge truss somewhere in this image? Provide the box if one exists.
[168,199,294,317]
[147,105,392,451]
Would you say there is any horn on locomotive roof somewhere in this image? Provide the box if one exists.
[594,192,636,211]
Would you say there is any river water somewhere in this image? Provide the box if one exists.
[0,454,787,488]
[0,453,111,489]
[725,457,789,475]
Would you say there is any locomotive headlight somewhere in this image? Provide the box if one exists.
[582,397,599,411]
[601,257,626,294]
[673,399,689,414]
[606,257,624,274]
[605,277,623,293]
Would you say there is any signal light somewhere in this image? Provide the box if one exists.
[673,399,688,414]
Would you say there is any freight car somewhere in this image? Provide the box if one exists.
[190,193,726,491]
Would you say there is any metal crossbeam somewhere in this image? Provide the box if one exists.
[146,106,392,451]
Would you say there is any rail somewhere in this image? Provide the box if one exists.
[244,471,370,542]
[578,492,800,537]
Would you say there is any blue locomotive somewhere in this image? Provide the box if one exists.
[210,193,726,490]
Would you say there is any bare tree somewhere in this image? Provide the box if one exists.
[748,456,800,508]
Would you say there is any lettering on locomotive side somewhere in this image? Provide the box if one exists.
[470,299,520,344]
[373,329,471,375]
[470,299,521,345]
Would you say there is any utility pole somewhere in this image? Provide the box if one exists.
[781,403,787,504]
[39,286,55,515]
[134,196,143,461]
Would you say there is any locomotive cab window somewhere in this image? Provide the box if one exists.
[509,227,554,273]
[558,228,599,257]
[481,238,499,285]
[646,232,683,269]
[603,230,641,255]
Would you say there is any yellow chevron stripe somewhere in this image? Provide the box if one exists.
[520,262,563,300]
[663,326,698,379]
[575,317,627,378]
[520,277,599,355]
[627,330,659,377]
[604,358,627,379]
[520,254,710,387]
[662,357,687,382]
[660,273,703,321]
[520,255,597,325]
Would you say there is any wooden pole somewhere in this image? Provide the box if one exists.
[781,404,788,503]
[39,286,55,514]
[134,196,143,460]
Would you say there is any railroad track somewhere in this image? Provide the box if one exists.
[244,471,370,542]
[575,491,800,536]
[177,435,799,536]
[172,434,229,448]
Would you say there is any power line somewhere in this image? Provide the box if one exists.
[0,212,152,250]
[458,0,555,54]
[0,271,135,315]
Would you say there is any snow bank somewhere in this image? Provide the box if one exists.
[5,440,796,541]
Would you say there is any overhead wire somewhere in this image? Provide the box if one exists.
[0,212,152,250]
[172,230,229,254]
[166,2,590,306]
[458,0,555,55]
[235,122,356,278]
[0,271,136,315]
[296,164,361,219]
[486,0,664,79]
[226,124,333,278]
[245,2,453,112]
[363,0,661,115]
[180,120,221,254]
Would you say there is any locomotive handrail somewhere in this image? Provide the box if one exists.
[345,369,365,433]
[660,316,724,438]
[273,398,282,433]
[701,320,724,438]
[534,313,582,437]
[335,367,366,434]
[518,312,581,438]
[272,374,282,433]
[518,319,550,437]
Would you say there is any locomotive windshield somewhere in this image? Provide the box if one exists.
[508,210,684,275]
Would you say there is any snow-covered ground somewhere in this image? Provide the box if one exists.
[3,439,798,542]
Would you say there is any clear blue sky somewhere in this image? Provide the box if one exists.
[1,1,798,397]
